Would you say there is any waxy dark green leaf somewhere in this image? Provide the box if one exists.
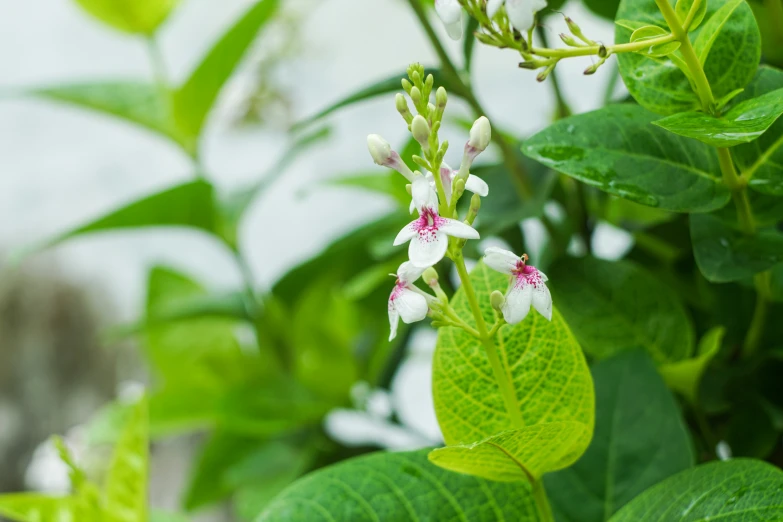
[653,87,783,146]
[609,459,783,522]
[734,66,783,195]
[690,212,783,282]
[522,104,729,212]
[259,450,538,521]
[549,257,695,364]
[546,351,694,522]
[430,262,594,483]
[616,0,761,115]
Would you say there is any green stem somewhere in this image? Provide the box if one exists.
[453,252,523,429]
[744,272,771,358]
[530,33,676,58]
[536,26,572,119]
[532,480,556,522]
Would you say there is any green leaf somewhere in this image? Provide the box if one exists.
[545,351,694,522]
[23,82,187,150]
[548,257,695,364]
[259,449,538,521]
[429,262,594,483]
[734,66,783,195]
[690,212,783,282]
[725,399,779,458]
[585,0,622,20]
[659,326,725,403]
[292,69,444,130]
[151,511,190,522]
[73,0,180,34]
[630,26,681,57]
[324,171,411,206]
[172,0,279,143]
[0,495,78,522]
[463,16,480,72]
[105,398,149,522]
[522,104,729,212]
[609,459,783,522]
[616,0,761,115]
[652,87,783,147]
[675,0,708,30]
[18,180,219,260]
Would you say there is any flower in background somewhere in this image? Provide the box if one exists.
[411,163,488,212]
[486,0,548,32]
[484,247,552,324]
[395,177,479,267]
[388,261,436,341]
[435,0,463,40]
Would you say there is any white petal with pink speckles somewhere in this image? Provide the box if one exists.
[409,229,449,268]
[531,282,553,320]
[483,247,520,274]
[503,283,534,324]
[393,222,418,246]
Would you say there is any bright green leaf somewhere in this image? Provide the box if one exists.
[0,495,78,522]
[675,0,708,30]
[734,66,783,195]
[585,0,622,20]
[549,257,695,364]
[660,326,725,403]
[430,262,594,483]
[690,212,783,282]
[259,449,538,521]
[73,0,180,35]
[609,459,783,522]
[23,82,187,149]
[630,26,681,56]
[545,351,694,522]
[653,87,783,147]
[105,398,149,522]
[172,0,279,143]
[522,105,729,212]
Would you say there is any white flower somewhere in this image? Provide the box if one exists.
[435,0,463,40]
[388,262,435,341]
[483,247,552,324]
[468,116,492,153]
[486,0,548,31]
[367,134,416,182]
[409,163,489,213]
[395,176,480,267]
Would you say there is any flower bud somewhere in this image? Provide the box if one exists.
[436,87,447,109]
[411,115,431,148]
[401,78,413,93]
[468,116,492,152]
[453,177,466,202]
[428,102,436,115]
[422,267,439,287]
[598,45,608,58]
[410,86,422,106]
[490,290,506,311]
[396,93,413,124]
[367,134,392,166]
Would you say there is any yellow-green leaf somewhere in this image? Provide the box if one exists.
[430,262,594,483]
[660,326,725,403]
[105,398,149,522]
[72,0,180,35]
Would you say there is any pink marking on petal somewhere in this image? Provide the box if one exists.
[413,207,447,244]
[511,262,545,288]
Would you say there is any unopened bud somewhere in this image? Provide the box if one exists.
[453,177,466,201]
[423,267,439,286]
[519,61,539,70]
[425,74,434,92]
[559,33,581,46]
[436,86,448,109]
[367,134,392,166]
[428,102,436,115]
[490,291,505,311]
[468,116,491,152]
[598,45,608,58]
[465,192,482,225]
[565,16,594,44]
[537,64,555,82]
[411,115,431,147]
[410,86,422,106]
[396,93,413,124]
[401,78,413,93]
[411,70,421,86]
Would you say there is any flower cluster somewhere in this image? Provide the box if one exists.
[435,0,548,41]
[367,65,552,341]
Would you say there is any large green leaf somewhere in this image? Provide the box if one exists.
[690,212,783,282]
[609,459,783,521]
[23,82,188,151]
[73,0,180,34]
[548,257,695,364]
[172,0,279,144]
[0,495,78,522]
[429,262,594,483]
[105,398,149,522]
[616,0,761,115]
[19,180,219,259]
[734,66,783,195]
[521,104,729,212]
[258,449,538,521]
[653,87,783,147]
[545,351,694,522]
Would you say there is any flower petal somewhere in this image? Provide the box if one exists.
[388,296,400,341]
[396,288,429,323]
[483,247,519,274]
[506,0,539,31]
[393,221,418,246]
[397,261,427,283]
[435,0,461,24]
[465,174,489,197]
[487,0,505,17]
[443,19,463,40]
[531,282,553,321]
[537,269,549,283]
[409,229,449,267]
[439,218,480,240]
[412,175,438,212]
[502,283,533,324]
[440,163,454,202]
